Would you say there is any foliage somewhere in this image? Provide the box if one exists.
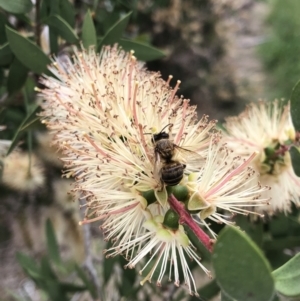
[16,219,97,301]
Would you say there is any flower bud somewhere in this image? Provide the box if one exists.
[163,209,179,230]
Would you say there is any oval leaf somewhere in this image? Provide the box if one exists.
[82,10,97,48]
[119,39,165,61]
[45,15,78,44]
[290,80,300,131]
[272,253,300,297]
[5,26,51,74]
[0,0,33,14]
[212,226,275,301]
[99,11,132,49]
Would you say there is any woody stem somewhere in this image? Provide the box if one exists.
[168,194,213,252]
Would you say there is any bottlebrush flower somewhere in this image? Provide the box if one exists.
[38,45,270,295]
[38,45,215,291]
[1,151,45,192]
[184,135,271,237]
[222,100,300,215]
[106,214,211,297]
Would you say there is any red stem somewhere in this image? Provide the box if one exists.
[168,194,213,252]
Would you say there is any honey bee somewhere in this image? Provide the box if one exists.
[152,125,202,187]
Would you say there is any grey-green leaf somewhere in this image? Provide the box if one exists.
[119,39,165,61]
[5,26,51,74]
[290,146,300,177]
[272,253,300,297]
[290,79,300,131]
[99,11,132,49]
[82,10,97,49]
[0,0,33,14]
[44,15,78,44]
[212,226,275,301]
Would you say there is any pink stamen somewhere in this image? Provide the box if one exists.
[132,82,139,127]
[79,202,139,225]
[127,56,135,107]
[162,80,181,119]
[83,134,115,161]
[166,75,173,86]
[107,201,139,215]
[139,124,152,160]
[91,83,102,112]
[55,94,77,115]
[174,99,187,144]
[204,152,257,199]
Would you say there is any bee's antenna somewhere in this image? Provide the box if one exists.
[159,123,173,133]
[143,124,173,135]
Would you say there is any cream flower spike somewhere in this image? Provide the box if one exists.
[223,100,300,215]
[39,44,215,256]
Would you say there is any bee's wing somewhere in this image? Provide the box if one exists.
[174,145,205,171]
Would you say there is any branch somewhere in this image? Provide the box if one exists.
[168,194,213,252]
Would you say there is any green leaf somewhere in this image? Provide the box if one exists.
[188,279,220,301]
[184,225,211,262]
[272,253,300,297]
[103,255,117,284]
[7,57,28,94]
[48,0,59,15]
[44,15,78,44]
[74,264,97,298]
[40,256,58,280]
[82,10,97,49]
[49,28,59,54]
[234,215,263,247]
[98,11,132,49]
[6,104,39,156]
[5,26,51,74]
[0,43,13,66]
[59,282,87,292]
[290,146,300,177]
[0,0,33,14]
[212,226,275,301]
[290,79,300,131]
[16,252,41,279]
[119,39,165,61]
[59,0,75,27]
[45,219,62,266]
[0,13,7,44]
[221,291,237,301]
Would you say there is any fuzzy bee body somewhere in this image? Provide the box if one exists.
[152,127,187,187]
[160,161,186,186]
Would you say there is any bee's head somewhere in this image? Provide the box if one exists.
[152,131,169,143]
